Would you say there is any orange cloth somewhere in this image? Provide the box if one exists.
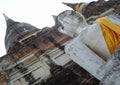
[95,17,120,54]
[75,3,88,13]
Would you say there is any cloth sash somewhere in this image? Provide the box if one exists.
[95,17,120,54]
[75,3,88,13]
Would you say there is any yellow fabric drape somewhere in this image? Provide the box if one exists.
[75,3,88,13]
[94,17,120,54]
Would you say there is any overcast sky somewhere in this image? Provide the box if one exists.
[0,0,97,57]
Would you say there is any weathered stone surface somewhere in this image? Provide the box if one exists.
[1,0,120,84]
[99,46,120,85]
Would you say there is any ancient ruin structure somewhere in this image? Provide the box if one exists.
[0,0,120,85]
[63,0,120,18]
[0,14,99,85]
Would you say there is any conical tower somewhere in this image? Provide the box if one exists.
[3,14,39,52]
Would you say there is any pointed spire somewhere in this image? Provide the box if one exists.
[3,14,39,52]
[62,2,78,10]
[3,13,9,21]
[52,15,57,21]
[62,2,88,13]
[3,13,16,27]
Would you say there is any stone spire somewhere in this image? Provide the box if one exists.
[3,14,39,52]
[62,2,78,11]
[3,13,16,27]
[52,15,57,21]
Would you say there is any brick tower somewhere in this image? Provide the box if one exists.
[0,14,99,85]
